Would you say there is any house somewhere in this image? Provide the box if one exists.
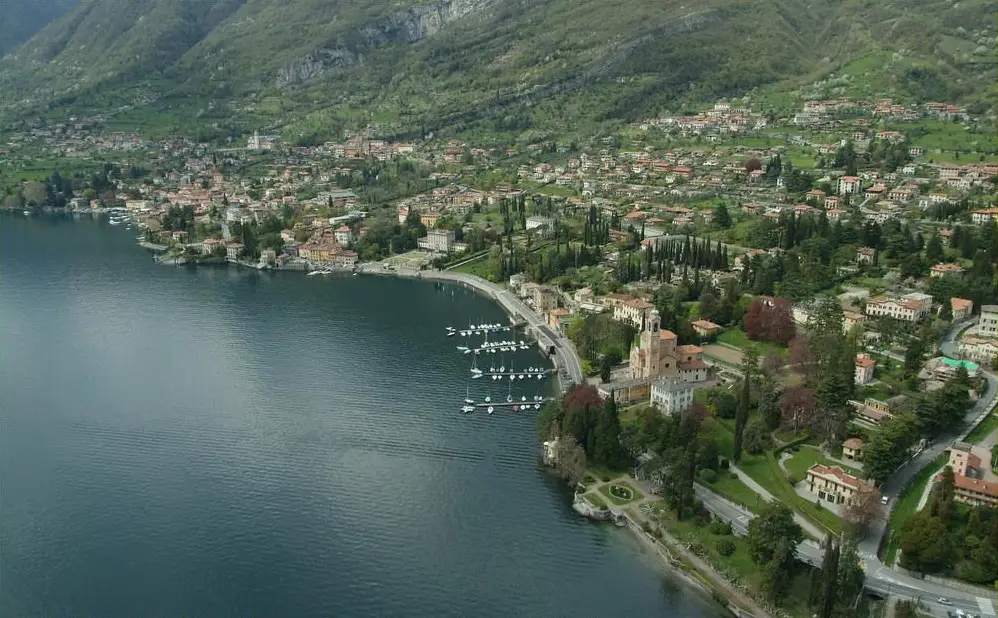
[614,298,655,329]
[842,438,864,462]
[978,305,998,338]
[838,176,861,195]
[958,336,998,365]
[824,196,840,210]
[855,353,877,385]
[298,230,340,263]
[930,263,964,278]
[856,247,876,265]
[334,225,353,246]
[650,377,695,416]
[865,296,925,322]
[533,285,559,314]
[691,319,722,337]
[547,308,572,332]
[417,229,455,253]
[951,298,974,320]
[420,212,442,228]
[526,216,554,232]
[225,241,245,260]
[950,475,998,508]
[843,309,866,333]
[943,443,998,507]
[851,397,898,426]
[201,237,224,256]
[971,208,998,224]
[806,464,873,505]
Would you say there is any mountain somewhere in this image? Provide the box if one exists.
[0,0,78,57]
[1,0,994,142]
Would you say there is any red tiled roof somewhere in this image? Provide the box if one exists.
[843,438,864,450]
[808,464,866,489]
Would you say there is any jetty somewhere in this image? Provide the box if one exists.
[457,340,531,354]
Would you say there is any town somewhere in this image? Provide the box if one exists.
[2,90,997,618]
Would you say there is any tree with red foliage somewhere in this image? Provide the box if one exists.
[779,385,817,432]
[743,297,795,346]
[745,157,762,172]
[684,402,711,426]
[563,384,603,413]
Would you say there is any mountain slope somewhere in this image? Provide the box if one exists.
[0,0,77,57]
[1,0,994,141]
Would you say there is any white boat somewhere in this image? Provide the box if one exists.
[464,388,474,405]
[307,271,323,276]
[487,406,494,415]
[461,405,475,414]
[109,220,121,226]
[534,403,541,410]
[22,210,30,216]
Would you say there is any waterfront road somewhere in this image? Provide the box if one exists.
[694,484,997,617]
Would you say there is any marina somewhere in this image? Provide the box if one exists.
[447,319,549,415]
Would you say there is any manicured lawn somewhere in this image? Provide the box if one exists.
[707,472,764,514]
[599,481,644,505]
[964,409,997,445]
[588,466,628,483]
[717,327,788,359]
[584,492,607,509]
[784,446,861,482]
[453,256,493,279]
[883,454,948,566]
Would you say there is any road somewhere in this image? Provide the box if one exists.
[694,484,997,618]
[861,317,998,557]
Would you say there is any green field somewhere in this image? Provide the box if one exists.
[964,409,997,445]
[716,327,788,359]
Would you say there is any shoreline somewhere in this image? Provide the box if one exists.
[19,209,748,617]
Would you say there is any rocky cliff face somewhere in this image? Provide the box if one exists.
[276,0,493,88]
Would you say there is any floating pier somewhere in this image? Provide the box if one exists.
[471,369,551,380]
[457,340,531,354]
[445,323,512,337]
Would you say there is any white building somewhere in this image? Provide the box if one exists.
[972,209,998,225]
[334,225,353,246]
[865,296,925,322]
[613,298,655,329]
[417,229,456,253]
[980,305,998,338]
[525,216,555,234]
[650,377,695,416]
[958,337,998,365]
[855,353,877,385]
[838,176,861,195]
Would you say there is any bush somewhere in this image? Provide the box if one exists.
[699,469,717,484]
[710,519,733,536]
[787,473,799,485]
[601,476,611,483]
[719,457,730,469]
[716,538,736,557]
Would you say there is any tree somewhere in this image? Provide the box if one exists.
[743,297,795,345]
[708,388,738,419]
[758,378,782,430]
[748,502,803,601]
[814,535,839,618]
[925,233,944,263]
[715,203,732,229]
[599,355,613,383]
[928,465,956,524]
[743,420,773,455]
[733,376,750,462]
[553,437,588,486]
[898,511,951,573]
[863,413,919,485]
[842,483,884,535]
[22,181,48,205]
[779,385,817,432]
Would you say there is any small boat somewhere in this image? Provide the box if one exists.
[464,387,474,405]
[446,331,456,337]
[22,210,30,216]
[487,406,494,415]
[461,405,475,414]
[534,403,541,410]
